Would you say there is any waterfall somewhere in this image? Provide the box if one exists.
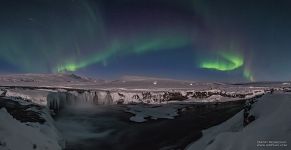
[47,90,115,113]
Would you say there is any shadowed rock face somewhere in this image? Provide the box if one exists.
[163,92,188,101]
[45,89,257,115]
[0,97,46,123]
[0,89,7,97]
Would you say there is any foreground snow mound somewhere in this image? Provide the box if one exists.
[187,94,291,150]
[0,108,62,150]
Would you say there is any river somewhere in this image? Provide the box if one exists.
[55,101,245,150]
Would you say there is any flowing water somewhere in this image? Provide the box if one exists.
[55,102,245,150]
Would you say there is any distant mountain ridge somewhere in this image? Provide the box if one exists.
[0,73,289,89]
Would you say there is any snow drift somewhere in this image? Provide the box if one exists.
[0,107,64,150]
[186,93,291,150]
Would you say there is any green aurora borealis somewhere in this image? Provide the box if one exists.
[1,0,291,81]
[200,51,244,71]
[56,33,191,72]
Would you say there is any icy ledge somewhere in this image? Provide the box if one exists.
[186,93,291,150]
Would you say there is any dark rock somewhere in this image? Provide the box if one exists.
[0,97,46,124]
[163,92,188,101]
[132,94,140,100]
[142,92,152,99]
[118,93,125,97]
[0,89,7,97]
[116,99,125,104]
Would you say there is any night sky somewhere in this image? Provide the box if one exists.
[0,0,291,81]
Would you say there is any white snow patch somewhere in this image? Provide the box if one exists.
[6,89,51,106]
[206,95,223,102]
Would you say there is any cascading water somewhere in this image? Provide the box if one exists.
[47,91,114,113]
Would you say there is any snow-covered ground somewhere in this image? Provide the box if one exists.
[186,93,291,150]
[5,89,51,106]
[0,73,285,107]
[0,73,289,90]
[123,88,264,123]
[0,74,290,149]
[0,99,64,150]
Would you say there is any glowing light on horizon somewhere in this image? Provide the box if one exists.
[243,68,254,81]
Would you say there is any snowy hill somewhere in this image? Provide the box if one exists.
[186,93,291,150]
[0,73,101,87]
[0,73,289,90]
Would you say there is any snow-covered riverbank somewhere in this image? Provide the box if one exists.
[186,93,291,150]
[0,97,64,150]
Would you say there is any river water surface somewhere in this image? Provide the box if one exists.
[55,102,245,150]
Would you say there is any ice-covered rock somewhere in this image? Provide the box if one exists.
[1,87,269,113]
[6,89,49,106]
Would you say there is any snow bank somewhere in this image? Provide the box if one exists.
[282,82,290,85]
[186,94,291,150]
[6,89,50,106]
[0,108,63,150]
[202,95,224,102]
